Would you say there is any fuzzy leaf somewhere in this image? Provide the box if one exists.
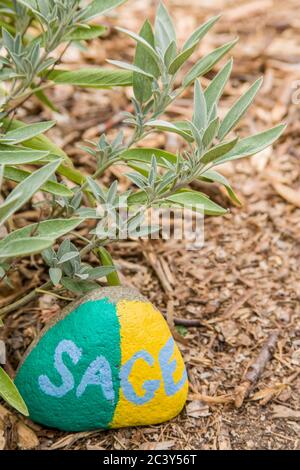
[0,147,49,164]
[47,68,132,88]
[183,15,220,50]
[0,218,84,244]
[3,166,73,197]
[0,237,53,259]
[183,39,238,87]
[1,121,55,145]
[200,170,241,205]
[201,138,238,164]
[80,0,128,21]
[133,20,159,104]
[193,80,207,131]
[155,2,176,54]
[218,77,263,140]
[66,25,106,41]
[0,160,61,225]
[146,120,194,142]
[116,27,160,66]
[202,117,220,148]
[216,124,286,164]
[107,60,155,78]
[204,59,233,116]
[165,189,227,216]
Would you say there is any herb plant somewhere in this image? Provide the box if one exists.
[0,1,285,414]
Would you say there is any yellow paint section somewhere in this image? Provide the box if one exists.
[111,300,188,428]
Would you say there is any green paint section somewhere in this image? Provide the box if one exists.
[15,299,121,431]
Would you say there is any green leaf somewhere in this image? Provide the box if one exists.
[80,0,128,22]
[47,68,132,88]
[183,39,238,87]
[215,124,286,164]
[2,119,68,161]
[183,15,220,50]
[107,60,155,78]
[204,59,233,116]
[218,77,263,140]
[96,247,120,286]
[1,121,56,145]
[0,218,84,245]
[86,265,117,281]
[0,367,28,415]
[165,189,227,216]
[61,278,98,295]
[66,25,106,41]
[201,137,238,164]
[155,2,176,54]
[202,117,220,148]
[0,160,62,225]
[168,42,197,75]
[0,237,54,259]
[116,27,161,66]
[200,170,241,205]
[0,147,49,164]
[120,147,178,167]
[133,20,160,104]
[146,120,194,142]
[193,80,207,131]
[3,165,72,199]
[49,267,62,286]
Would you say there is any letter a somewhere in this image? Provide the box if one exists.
[76,356,115,402]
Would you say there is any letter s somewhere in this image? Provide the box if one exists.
[38,339,82,398]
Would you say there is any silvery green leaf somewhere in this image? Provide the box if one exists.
[0,218,84,244]
[183,39,238,87]
[193,80,207,131]
[57,239,73,258]
[202,117,220,149]
[168,41,197,75]
[3,166,73,198]
[116,27,161,66]
[126,172,147,189]
[61,278,98,295]
[49,267,62,286]
[86,266,116,280]
[165,189,227,216]
[79,0,127,22]
[107,60,156,78]
[1,121,55,145]
[148,155,158,186]
[155,2,176,55]
[107,180,118,205]
[0,159,61,226]
[0,237,53,259]
[146,120,194,142]
[200,170,241,206]
[218,77,263,140]
[164,41,177,68]
[201,137,238,164]
[0,147,48,165]
[42,247,56,267]
[183,15,220,50]
[87,177,106,202]
[186,121,203,151]
[133,20,159,104]
[204,59,233,116]
[215,124,286,164]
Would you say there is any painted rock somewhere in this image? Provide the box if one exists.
[15,287,188,431]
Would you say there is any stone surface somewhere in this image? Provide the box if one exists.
[15,287,188,431]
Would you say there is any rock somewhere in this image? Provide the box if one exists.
[15,287,188,431]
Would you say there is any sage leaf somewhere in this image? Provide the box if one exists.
[0,367,28,415]
[183,39,238,87]
[218,77,263,140]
